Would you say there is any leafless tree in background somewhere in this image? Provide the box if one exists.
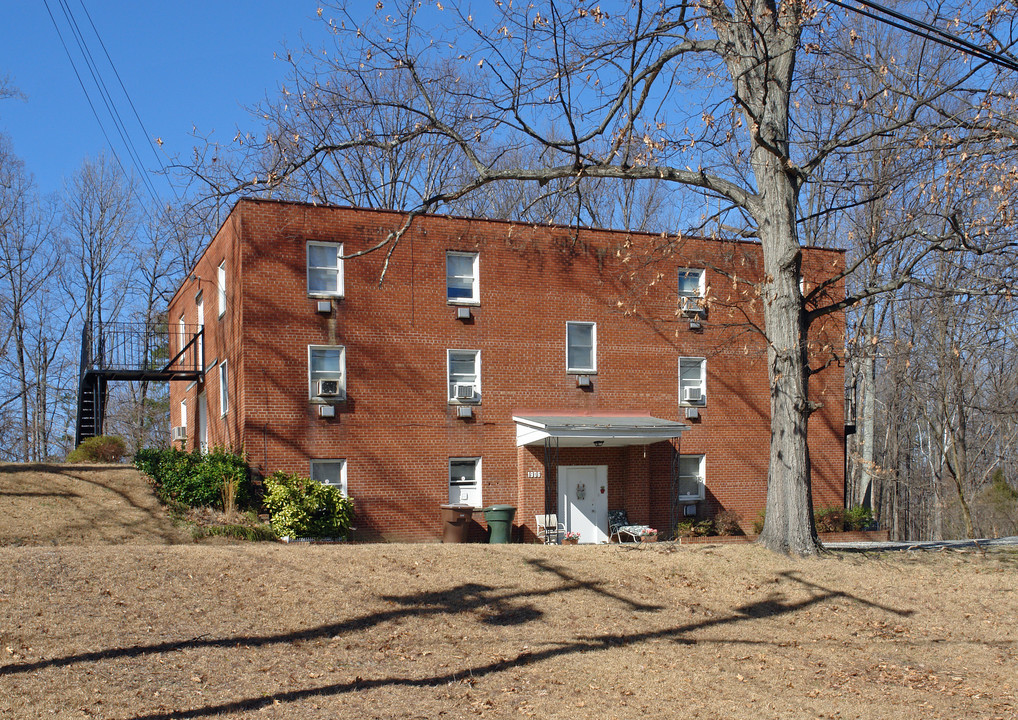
[181,0,1018,553]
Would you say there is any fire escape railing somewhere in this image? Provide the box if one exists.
[75,321,204,445]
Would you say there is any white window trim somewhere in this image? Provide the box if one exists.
[311,459,348,495]
[447,349,481,404]
[679,357,707,406]
[217,261,227,317]
[219,360,229,417]
[677,454,706,501]
[448,457,482,507]
[566,321,597,374]
[306,241,345,298]
[677,268,705,297]
[177,313,186,357]
[195,292,205,373]
[446,250,480,305]
[180,400,187,429]
[308,345,347,401]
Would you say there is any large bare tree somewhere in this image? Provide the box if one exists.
[186,0,1018,553]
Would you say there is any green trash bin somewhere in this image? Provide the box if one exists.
[484,504,516,544]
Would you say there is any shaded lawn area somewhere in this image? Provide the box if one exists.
[1,543,1015,719]
[0,463,193,546]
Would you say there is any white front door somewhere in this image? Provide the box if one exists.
[558,465,608,543]
[197,392,208,452]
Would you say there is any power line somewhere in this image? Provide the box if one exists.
[827,0,1018,73]
[76,0,180,203]
[42,0,164,211]
[55,0,162,206]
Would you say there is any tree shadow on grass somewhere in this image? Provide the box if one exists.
[0,561,913,720]
[118,571,914,720]
[0,559,657,678]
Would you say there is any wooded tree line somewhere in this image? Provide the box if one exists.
[0,133,205,461]
[5,1,1018,546]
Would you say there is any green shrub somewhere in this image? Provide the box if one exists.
[694,519,715,536]
[713,510,744,536]
[675,520,697,538]
[676,519,715,538]
[752,510,766,535]
[263,471,354,539]
[134,447,250,510]
[67,435,127,463]
[815,506,846,533]
[845,505,874,531]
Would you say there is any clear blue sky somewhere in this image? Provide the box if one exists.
[0,2,321,200]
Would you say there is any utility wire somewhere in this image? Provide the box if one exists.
[56,0,162,206]
[76,0,180,203]
[43,0,163,212]
[827,0,1018,73]
[42,0,134,187]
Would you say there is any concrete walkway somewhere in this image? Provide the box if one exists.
[825,535,1018,552]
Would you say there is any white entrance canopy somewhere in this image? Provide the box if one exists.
[513,415,687,448]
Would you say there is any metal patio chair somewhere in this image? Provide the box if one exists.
[609,509,650,543]
[536,513,565,544]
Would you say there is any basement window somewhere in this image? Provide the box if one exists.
[311,459,347,495]
[449,457,481,506]
[677,454,705,501]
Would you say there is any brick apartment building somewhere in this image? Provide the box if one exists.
[166,198,847,542]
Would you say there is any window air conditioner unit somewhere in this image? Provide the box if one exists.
[683,386,703,404]
[316,300,332,314]
[456,306,472,320]
[453,383,475,400]
[685,406,699,419]
[171,426,187,442]
[319,404,336,418]
[318,379,342,397]
[680,296,705,317]
[456,405,473,418]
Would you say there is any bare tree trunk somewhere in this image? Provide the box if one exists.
[15,320,29,461]
[858,304,877,509]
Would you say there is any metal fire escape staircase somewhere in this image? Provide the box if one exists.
[75,321,204,445]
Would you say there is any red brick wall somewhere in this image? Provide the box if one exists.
[168,199,846,541]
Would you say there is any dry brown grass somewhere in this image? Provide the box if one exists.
[0,465,1016,719]
[0,463,194,546]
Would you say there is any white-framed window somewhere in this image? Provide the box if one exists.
[678,268,705,315]
[311,459,347,495]
[566,321,597,373]
[447,349,481,403]
[679,357,706,405]
[195,292,205,372]
[217,260,227,317]
[678,268,705,297]
[309,345,346,400]
[180,400,187,429]
[446,251,479,304]
[307,241,344,297]
[449,457,482,506]
[177,313,186,358]
[219,360,229,417]
[677,454,706,501]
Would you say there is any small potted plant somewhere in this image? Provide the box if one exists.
[562,531,581,545]
[640,527,659,543]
